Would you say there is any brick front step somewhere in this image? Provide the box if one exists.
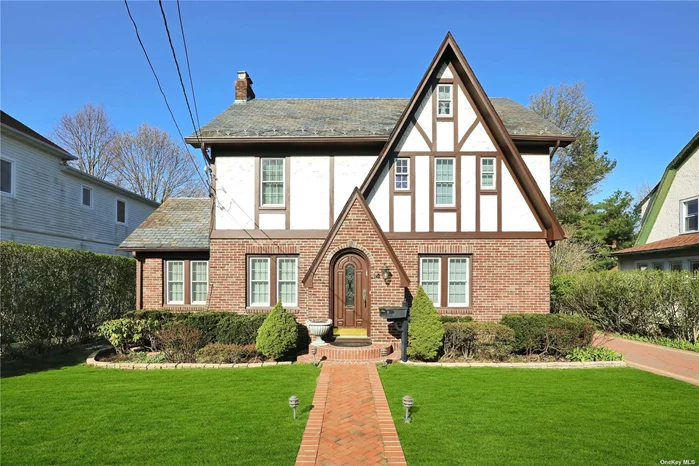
[297,343,393,363]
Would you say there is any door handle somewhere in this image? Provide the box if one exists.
[363,289,367,307]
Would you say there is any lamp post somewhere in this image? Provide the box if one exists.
[402,395,414,423]
[289,395,299,421]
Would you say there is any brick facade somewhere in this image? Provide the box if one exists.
[138,198,550,344]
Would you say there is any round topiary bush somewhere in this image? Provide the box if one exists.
[255,302,299,360]
[407,286,444,361]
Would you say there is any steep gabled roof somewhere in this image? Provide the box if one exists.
[635,131,699,245]
[302,188,409,288]
[359,32,565,242]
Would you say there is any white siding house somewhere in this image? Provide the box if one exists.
[0,111,158,256]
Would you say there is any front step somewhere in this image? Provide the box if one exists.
[299,341,394,363]
[333,327,368,337]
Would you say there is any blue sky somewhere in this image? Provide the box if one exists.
[2,1,697,200]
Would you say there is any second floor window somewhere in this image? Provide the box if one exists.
[395,158,409,190]
[82,186,92,207]
[261,158,284,207]
[682,197,698,233]
[1,158,14,195]
[116,199,126,224]
[435,158,455,206]
[437,84,452,116]
[481,157,496,190]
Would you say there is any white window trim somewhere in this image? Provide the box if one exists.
[190,260,209,305]
[636,263,648,271]
[166,261,185,305]
[248,256,271,307]
[480,157,497,191]
[1,156,16,197]
[277,257,298,308]
[116,198,127,224]
[437,84,453,117]
[81,185,93,208]
[395,158,410,191]
[447,257,470,307]
[260,158,285,208]
[434,157,455,207]
[680,195,698,234]
[419,257,441,306]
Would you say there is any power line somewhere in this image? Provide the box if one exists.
[175,0,201,133]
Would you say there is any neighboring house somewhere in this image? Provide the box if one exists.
[0,111,159,256]
[614,132,699,272]
[119,33,571,344]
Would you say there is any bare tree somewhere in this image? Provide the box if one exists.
[52,103,117,179]
[110,124,207,203]
[635,182,654,205]
[550,226,594,275]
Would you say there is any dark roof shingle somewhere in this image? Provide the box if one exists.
[118,198,211,250]
[193,98,571,140]
[614,232,699,256]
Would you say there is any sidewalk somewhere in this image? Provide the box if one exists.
[595,334,699,386]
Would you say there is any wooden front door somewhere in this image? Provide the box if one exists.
[332,252,370,332]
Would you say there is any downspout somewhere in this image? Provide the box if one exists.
[549,140,561,159]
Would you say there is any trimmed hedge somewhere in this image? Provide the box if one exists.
[216,314,267,346]
[407,286,444,361]
[195,344,260,364]
[443,322,514,360]
[256,302,299,360]
[0,241,135,348]
[500,314,595,356]
[439,315,474,323]
[552,271,699,343]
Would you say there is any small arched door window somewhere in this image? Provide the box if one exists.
[345,264,355,306]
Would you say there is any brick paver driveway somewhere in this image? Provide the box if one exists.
[296,363,406,465]
[596,334,699,386]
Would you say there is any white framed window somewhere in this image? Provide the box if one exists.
[1,157,15,196]
[419,257,441,305]
[670,261,683,271]
[652,262,664,271]
[116,199,127,224]
[481,157,496,190]
[190,261,209,305]
[81,185,92,208]
[435,158,455,206]
[248,257,270,306]
[637,263,648,271]
[692,261,699,275]
[277,257,298,307]
[437,84,452,116]
[261,158,285,207]
[166,261,185,305]
[681,197,698,233]
[448,258,470,306]
[395,158,410,191]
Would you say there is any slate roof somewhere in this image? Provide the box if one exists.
[614,232,699,256]
[193,98,572,140]
[118,198,211,250]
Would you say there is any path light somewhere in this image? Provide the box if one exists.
[311,346,318,366]
[402,395,414,423]
[289,395,299,421]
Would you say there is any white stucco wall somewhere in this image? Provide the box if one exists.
[480,195,498,231]
[333,156,376,220]
[646,146,699,243]
[215,156,256,229]
[367,163,390,232]
[436,121,454,152]
[416,87,433,144]
[434,212,456,232]
[395,122,430,153]
[393,195,411,232]
[460,155,476,231]
[415,155,430,232]
[501,167,541,232]
[457,86,476,142]
[258,213,286,230]
[290,156,329,230]
[462,123,496,152]
[522,155,551,204]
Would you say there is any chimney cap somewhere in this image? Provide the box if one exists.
[237,71,250,80]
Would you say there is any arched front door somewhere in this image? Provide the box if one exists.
[331,252,370,334]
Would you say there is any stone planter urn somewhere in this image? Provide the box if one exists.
[307,319,333,346]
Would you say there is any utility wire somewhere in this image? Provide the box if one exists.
[175,0,201,132]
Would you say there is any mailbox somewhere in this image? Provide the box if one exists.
[379,306,409,321]
[378,301,411,362]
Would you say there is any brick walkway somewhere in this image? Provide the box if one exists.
[595,334,699,386]
[296,363,407,465]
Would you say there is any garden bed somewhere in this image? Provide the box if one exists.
[87,347,290,369]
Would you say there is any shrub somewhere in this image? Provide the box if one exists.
[500,314,594,356]
[125,310,175,323]
[566,346,622,362]
[195,343,260,364]
[0,241,135,348]
[443,322,514,360]
[551,270,699,343]
[255,302,299,360]
[178,312,228,346]
[156,325,200,363]
[98,318,159,354]
[216,314,267,345]
[439,315,474,324]
[407,286,445,361]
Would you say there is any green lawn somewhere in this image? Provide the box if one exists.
[1,349,319,465]
[380,366,699,465]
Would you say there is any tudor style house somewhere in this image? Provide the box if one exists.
[614,132,699,272]
[119,33,571,344]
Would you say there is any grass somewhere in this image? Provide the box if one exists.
[1,348,319,465]
[609,332,699,352]
[379,365,699,465]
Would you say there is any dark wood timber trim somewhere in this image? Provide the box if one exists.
[497,155,502,232]
[210,163,217,231]
[429,154,434,232]
[254,157,260,227]
[285,157,291,229]
[389,155,395,232]
[302,188,409,288]
[410,154,416,232]
[431,82,437,151]
[187,136,389,145]
[475,152,481,231]
[135,256,143,310]
[211,229,329,239]
[387,231,546,239]
[411,117,432,150]
[457,119,479,151]
[329,156,335,228]
[117,247,210,252]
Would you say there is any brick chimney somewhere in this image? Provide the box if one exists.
[235,71,255,103]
